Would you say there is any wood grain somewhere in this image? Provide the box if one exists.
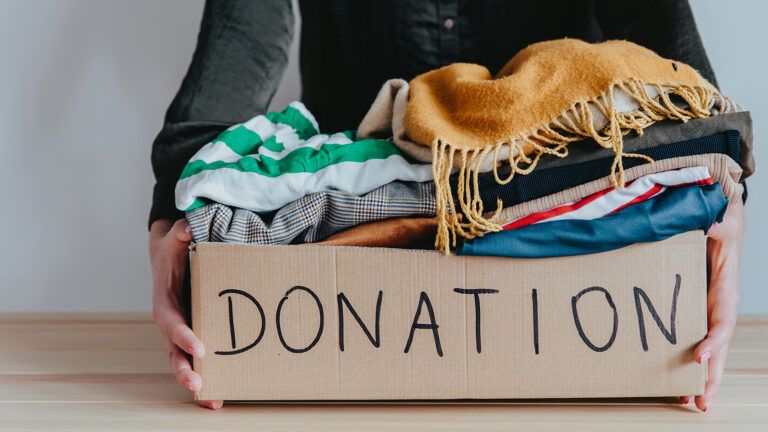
[0,314,765,431]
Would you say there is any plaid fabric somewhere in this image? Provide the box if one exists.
[186,181,436,245]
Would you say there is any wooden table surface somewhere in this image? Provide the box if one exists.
[0,314,765,431]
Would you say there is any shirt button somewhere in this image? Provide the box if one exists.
[443,18,455,30]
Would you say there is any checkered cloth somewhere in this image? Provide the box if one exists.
[186,181,436,245]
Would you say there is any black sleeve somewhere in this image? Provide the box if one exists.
[149,0,294,228]
[595,0,718,88]
[595,0,751,201]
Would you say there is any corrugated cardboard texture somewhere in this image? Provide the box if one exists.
[191,231,707,401]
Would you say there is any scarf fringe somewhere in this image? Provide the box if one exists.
[433,78,722,253]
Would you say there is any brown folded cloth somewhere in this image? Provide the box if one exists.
[315,217,437,249]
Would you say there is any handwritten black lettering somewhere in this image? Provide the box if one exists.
[571,286,618,352]
[276,286,324,353]
[214,289,266,356]
[634,274,681,351]
[453,288,499,353]
[337,290,383,351]
[532,288,539,355]
[404,291,443,357]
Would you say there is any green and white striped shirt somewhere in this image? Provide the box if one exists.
[175,102,433,213]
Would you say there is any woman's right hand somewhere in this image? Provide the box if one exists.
[149,218,224,410]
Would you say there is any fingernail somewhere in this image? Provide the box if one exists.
[193,346,205,357]
[184,225,192,234]
[699,352,711,364]
[185,379,195,391]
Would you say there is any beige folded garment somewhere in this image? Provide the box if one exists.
[492,153,743,227]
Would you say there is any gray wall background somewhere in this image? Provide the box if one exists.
[0,0,764,314]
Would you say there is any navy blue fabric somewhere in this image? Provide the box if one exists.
[452,130,740,210]
[457,183,727,258]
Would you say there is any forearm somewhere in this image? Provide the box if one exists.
[149,0,295,228]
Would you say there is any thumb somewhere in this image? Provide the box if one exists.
[169,218,193,244]
[707,220,722,240]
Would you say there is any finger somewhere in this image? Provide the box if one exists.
[705,348,728,401]
[169,343,202,392]
[679,396,692,404]
[170,218,193,244]
[695,288,737,364]
[706,221,722,240]
[166,318,206,358]
[196,400,224,410]
[695,348,727,412]
[155,300,205,358]
[694,316,735,364]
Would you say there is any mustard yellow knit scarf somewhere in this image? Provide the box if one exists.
[403,39,723,252]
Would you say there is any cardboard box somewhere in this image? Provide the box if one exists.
[191,230,707,401]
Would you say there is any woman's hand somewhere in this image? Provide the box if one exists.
[149,218,224,410]
[680,198,744,412]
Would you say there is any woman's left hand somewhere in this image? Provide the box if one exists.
[680,197,744,412]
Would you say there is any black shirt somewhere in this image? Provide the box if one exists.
[150,0,717,227]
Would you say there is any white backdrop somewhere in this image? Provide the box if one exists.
[0,0,764,313]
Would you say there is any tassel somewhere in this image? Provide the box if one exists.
[431,79,720,253]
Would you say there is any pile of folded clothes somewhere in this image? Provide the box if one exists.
[177,39,754,257]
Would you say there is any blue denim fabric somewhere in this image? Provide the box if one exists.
[457,183,727,258]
